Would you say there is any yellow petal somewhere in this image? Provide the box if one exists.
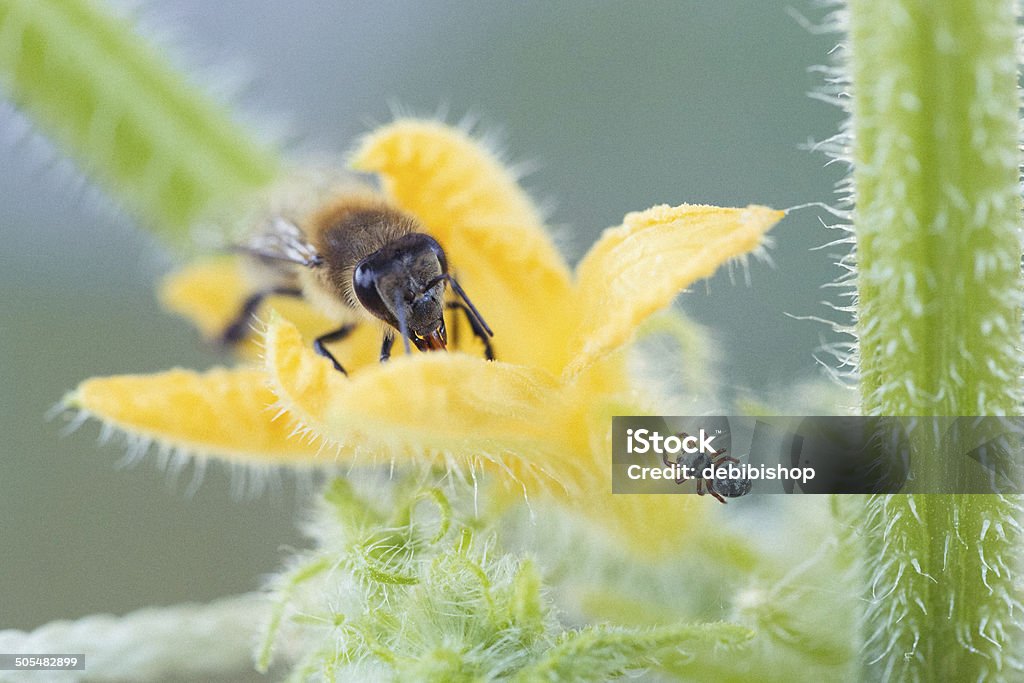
[65,367,321,465]
[158,255,332,344]
[158,255,387,368]
[158,256,250,338]
[567,204,784,377]
[262,315,351,444]
[589,490,704,557]
[350,120,575,374]
[263,316,586,491]
[570,395,706,556]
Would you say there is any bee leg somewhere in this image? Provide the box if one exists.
[446,302,461,348]
[313,324,356,375]
[221,287,302,345]
[379,333,395,362]
[446,301,495,360]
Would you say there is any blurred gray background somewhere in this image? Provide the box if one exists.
[1,1,842,630]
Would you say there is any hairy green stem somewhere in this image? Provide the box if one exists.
[0,0,278,238]
[848,0,1023,679]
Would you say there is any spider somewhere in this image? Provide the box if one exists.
[662,431,752,504]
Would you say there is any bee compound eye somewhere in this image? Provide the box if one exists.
[421,235,447,273]
[353,261,388,318]
[353,262,372,287]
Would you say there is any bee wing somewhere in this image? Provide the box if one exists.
[234,217,322,268]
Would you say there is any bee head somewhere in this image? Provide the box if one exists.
[353,233,449,351]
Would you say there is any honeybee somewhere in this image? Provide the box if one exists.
[222,192,493,375]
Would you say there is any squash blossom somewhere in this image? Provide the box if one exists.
[63,120,783,553]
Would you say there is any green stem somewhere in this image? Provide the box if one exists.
[0,0,278,238]
[848,0,1023,679]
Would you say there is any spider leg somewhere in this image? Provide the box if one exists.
[707,484,727,504]
[664,454,687,484]
[707,457,737,503]
[672,432,732,503]
[314,324,356,375]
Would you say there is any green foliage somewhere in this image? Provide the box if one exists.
[0,0,278,239]
[258,479,756,682]
[845,0,1024,679]
[849,0,1021,420]
[505,498,859,682]
[7,1,1023,680]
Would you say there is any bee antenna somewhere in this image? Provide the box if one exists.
[444,275,493,338]
[393,291,412,355]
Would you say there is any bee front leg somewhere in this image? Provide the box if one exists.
[221,287,303,345]
[447,302,461,349]
[379,333,395,362]
[446,301,495,360]
[314,324,356,375]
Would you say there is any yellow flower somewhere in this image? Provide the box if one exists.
[64,120,783,553]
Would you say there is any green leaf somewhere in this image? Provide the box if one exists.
[513,622,754,682]
[0,0,278,239]
[846,0,1024,679]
